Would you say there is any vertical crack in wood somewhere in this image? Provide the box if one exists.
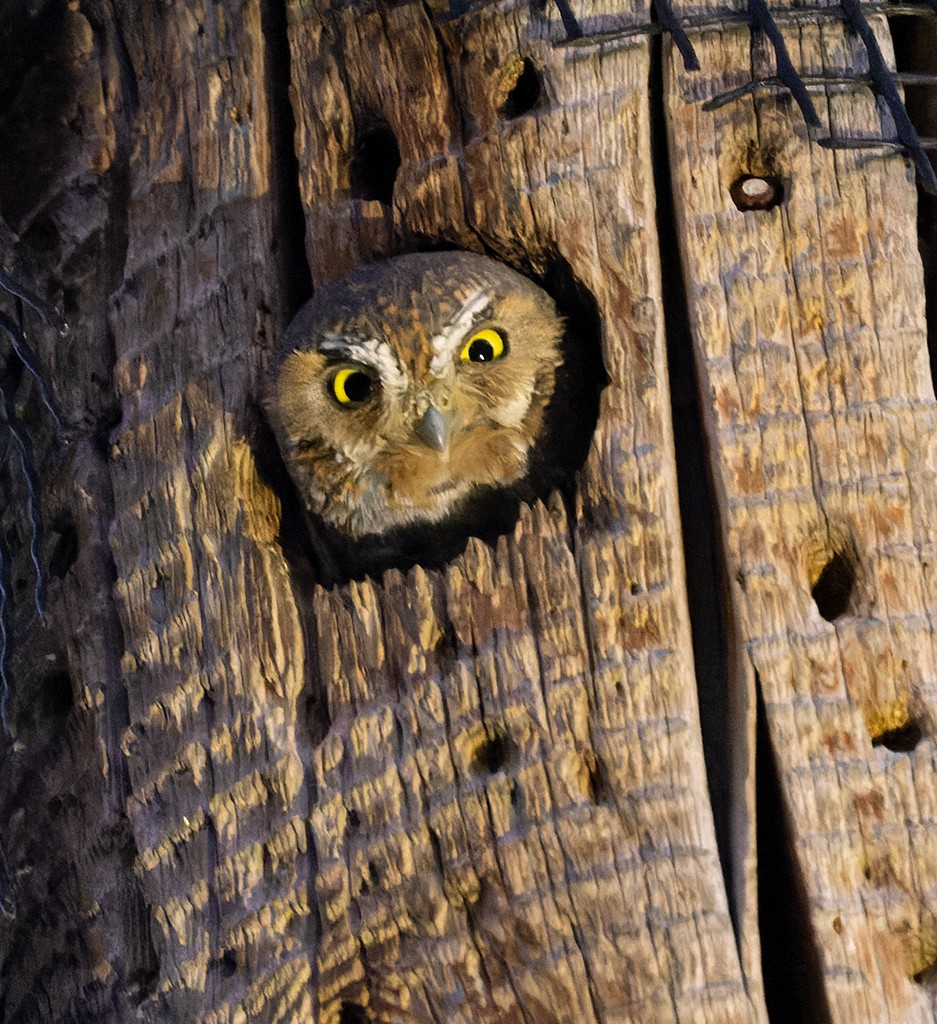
[888,10,937,389]
[754,675,833,1024]
[259,0,313,321]
[648,32,737,941]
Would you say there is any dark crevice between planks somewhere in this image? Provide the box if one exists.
[887,13,937,387]
[754,677,833,1024]
[648,34,736,936]
[256,0,329,754]
[259,0,313,323]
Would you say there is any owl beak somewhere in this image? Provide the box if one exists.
[415,406,449,452]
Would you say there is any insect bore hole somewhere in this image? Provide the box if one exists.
[350,123,401,205]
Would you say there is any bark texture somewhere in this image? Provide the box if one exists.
[0,1,932,1023]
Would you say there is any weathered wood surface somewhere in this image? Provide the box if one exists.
[0,0,932,1022]
[667,6,937,1023]
[289,2,751,1021]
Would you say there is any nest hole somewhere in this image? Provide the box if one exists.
[811,549,856,622]
[350,123,401,205]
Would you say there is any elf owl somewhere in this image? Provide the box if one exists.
[269,251,575,574]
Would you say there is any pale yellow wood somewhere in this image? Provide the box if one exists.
[667,10,937,1023]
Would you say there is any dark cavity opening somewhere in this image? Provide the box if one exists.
[260,0,313,319]
[501,58,543,120]
[339,1002,369,1024]
[756,677,833,1024]
[871,717,923,753]
[39,669,73,723]
[350,122,401,205]
[913,957,937,986]
[220,951,238,978]
[288,250,605,586]
[811,550,855,622]
[48,513,78,579]
[887,14,937,386]
[471,729,517,776]
[587,756,611,804]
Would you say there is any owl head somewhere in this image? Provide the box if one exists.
[270,252,564,539]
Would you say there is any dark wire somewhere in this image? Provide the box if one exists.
[748,0,821,126]
[651,0,701,71]
[840,0,937,192]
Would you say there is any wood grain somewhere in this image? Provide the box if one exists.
[666,7,937,1021]
[289,1,752,1020]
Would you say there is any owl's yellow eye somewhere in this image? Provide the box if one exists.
[460,328,506,364]
[331,367,375,406]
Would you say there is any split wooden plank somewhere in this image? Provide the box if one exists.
[288,1,758,1020]
[667,9,937,1022]
[98,4,315,1022]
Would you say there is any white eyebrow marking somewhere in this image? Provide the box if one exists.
[317,334,408,394]
[429,290,493,376]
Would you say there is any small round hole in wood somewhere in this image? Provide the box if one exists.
[470,730,517,776]
[811,550,856,621]
[730,174,784,211]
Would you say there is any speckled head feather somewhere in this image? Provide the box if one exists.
[269,251,564,539]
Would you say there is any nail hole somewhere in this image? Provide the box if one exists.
[220,951,238,978]
[500,57,543,120]
[811,550,856,621]
[730,174,784,211]
[346,807,360,831]
[49,514,78,579]
[339,1002,369,1024]
[872,718,923,753]
[350,122,400,205]
[470,729,517,776]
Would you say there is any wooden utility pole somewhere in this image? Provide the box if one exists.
[0,1,934,1022]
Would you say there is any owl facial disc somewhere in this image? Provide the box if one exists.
[270,251,564,539]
